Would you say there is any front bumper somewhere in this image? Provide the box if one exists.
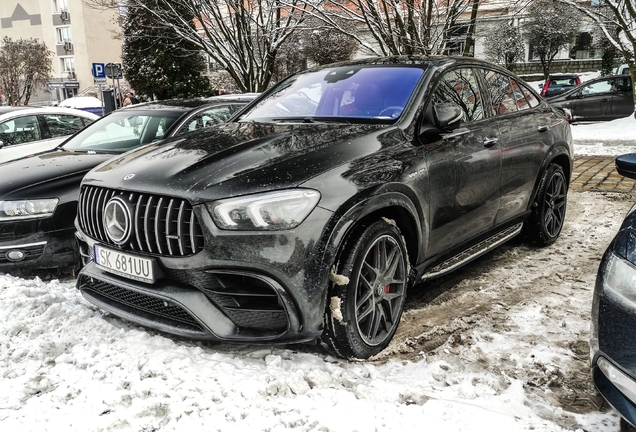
[0,221,79,274]
[591,252,636,427]
[75,204,336,343]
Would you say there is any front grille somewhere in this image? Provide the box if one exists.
[78,186,204,257]
[78,275,205,333]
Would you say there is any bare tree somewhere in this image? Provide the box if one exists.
[0,37,53,106]
[523,0,581,80]
[302,16,359,65]
[484,23,525,71]
[88,0,312,92]
[557,0,636,109]
[310,0,481,56]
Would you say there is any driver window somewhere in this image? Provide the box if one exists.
[431,68,484,122]
[581,80,613,96]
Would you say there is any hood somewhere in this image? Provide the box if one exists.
[85,121,395,203]
[0,149,114,199]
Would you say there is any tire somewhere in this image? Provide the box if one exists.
[524,163,568,246]
[321,219,409,359]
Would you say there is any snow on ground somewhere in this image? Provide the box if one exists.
[1,191,628,432]
[1,85,636,431]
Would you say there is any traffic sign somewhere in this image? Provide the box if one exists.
[105,62,123,79]
[92,63,105,79]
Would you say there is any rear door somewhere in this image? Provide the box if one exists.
[480,68,556,224]
[611,76,634,119]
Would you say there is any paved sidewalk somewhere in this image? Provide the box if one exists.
[571,156,636,192]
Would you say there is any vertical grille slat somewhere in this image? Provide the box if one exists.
[144,196,156,254]
[155,197,164,255]
[166,199,175,256]
[95,188,107,241]
[177,202,186,256]
[78,186,203,257]
[134,193,146,253]
[189,210,197,254]
[87,187,99,238]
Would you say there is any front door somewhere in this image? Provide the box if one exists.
[424,67,502,257]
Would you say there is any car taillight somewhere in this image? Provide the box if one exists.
[575,77,581,85]
[541,80,550,95]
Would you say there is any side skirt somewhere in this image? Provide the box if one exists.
[421,223,523,281]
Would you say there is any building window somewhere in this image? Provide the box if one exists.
[53,0,69,12]
[60,57,75,74]
[56,27,72,44]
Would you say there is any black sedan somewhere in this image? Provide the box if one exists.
[591,153,636,431]
[74,56,572,359]
[548,74,633,122]
[0,96,255,276]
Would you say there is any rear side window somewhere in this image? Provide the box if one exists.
[431,68,484,122]
[481,69,518,115]
[43,114,87,138]
[617,77,632,92]
[0,115,42,145]
[179,105,235,134]
[518,81,540,108]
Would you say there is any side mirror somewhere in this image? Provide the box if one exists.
[616,154,636,180]
[433,103,463,130]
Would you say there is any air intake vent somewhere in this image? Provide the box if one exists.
[78,186,204,257]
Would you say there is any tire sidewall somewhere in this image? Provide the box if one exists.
[326,220,409,359]
[527,163,568,246]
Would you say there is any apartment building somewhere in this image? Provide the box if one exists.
[0,0,121,103]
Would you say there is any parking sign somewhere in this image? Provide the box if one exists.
[92,63,105,79]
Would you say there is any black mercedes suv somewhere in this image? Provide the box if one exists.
[74,56,572,359]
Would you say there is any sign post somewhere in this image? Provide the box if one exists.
[105,63,123,108]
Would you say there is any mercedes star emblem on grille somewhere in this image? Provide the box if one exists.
[104,197,132,244]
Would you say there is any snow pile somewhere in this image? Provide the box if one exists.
[0,191,629,431]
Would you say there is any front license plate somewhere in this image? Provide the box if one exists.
[94,244,155,284]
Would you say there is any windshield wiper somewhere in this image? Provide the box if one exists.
[271,117,316,123]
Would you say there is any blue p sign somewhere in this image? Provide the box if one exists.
[92,63,105,78]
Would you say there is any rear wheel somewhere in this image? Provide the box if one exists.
[321,219,409,359]
[524,163,568,246]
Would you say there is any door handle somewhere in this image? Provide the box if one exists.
[537,125,549,132]
[483,137,498,148]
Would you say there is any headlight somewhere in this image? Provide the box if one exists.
[208,189,320,231]
[602,252,636,306]
[0,199,59,221]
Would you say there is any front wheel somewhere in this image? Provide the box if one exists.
[321,219,409,359]
[524,163,568,246]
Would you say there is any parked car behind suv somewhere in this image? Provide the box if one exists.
[74,56,572,359]
[549,74,633,122]
[0,96,255,277]
[0,106,98,164]
[540,74,581,97]
[592,153,636,431]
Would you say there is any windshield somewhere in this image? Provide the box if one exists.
[241,66,425,122]
[62,110,182,153]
